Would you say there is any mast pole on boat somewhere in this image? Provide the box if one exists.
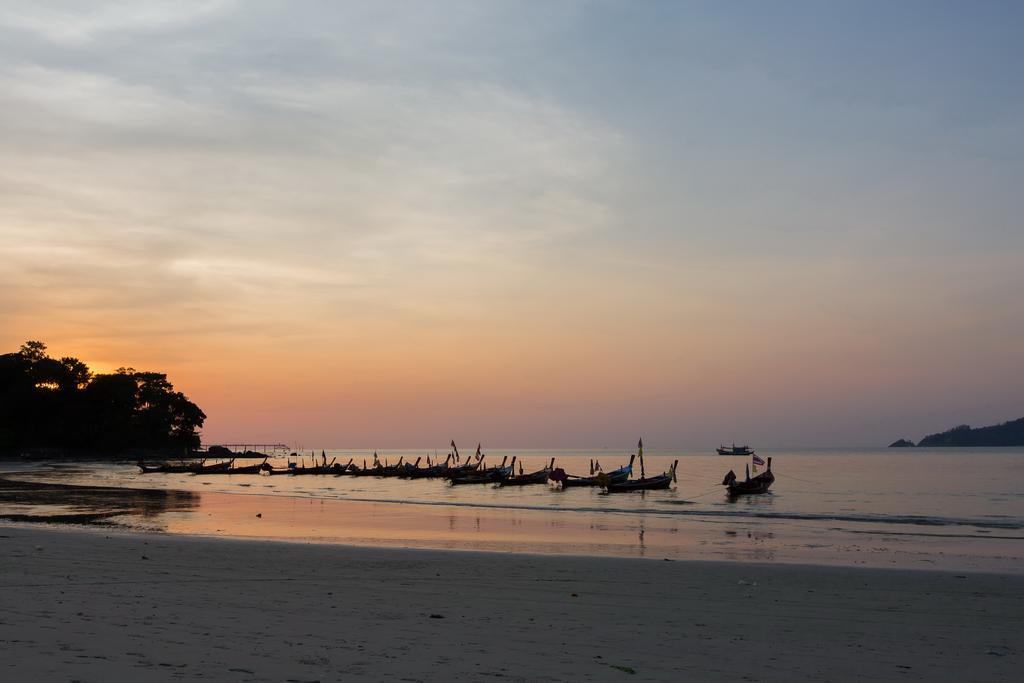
[638,438,645,479]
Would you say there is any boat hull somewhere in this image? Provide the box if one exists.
[290,466,346,475]
[726,471,774,496]
[605,474,673,492]
[556,465,631,488]
[191,461,234,474]
[500,470,551,486]
[137,463,196,474]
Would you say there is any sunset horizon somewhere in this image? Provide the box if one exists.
[4,1,1022,448]
[2,3,1023,682]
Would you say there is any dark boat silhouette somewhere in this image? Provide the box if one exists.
[722,457,775,495]
[449,455,516,485]
[501,458,555,486]
[603,439,677,493]
[549,455,634,488]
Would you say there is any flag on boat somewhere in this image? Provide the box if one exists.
[637,438,643,458]
[752,453,764,473]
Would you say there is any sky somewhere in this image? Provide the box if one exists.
[1,1,1022,448]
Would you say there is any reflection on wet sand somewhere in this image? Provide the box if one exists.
[0,477,198,526]
[1,474,1022,572]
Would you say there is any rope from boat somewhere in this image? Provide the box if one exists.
[681,485,723,501]
[772,471,822,485]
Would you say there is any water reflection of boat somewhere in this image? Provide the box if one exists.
[717,443,754,456]
[722,457,774,495]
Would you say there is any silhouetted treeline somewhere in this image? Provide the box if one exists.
[0,341,205,455]
[916,417,1024,447]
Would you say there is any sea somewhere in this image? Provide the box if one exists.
[2,448,1022,573]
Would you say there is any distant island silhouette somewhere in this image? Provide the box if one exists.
[0,341,205,457]
[890,417,1024,447]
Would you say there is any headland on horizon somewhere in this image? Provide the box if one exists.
[890,416,1024,448]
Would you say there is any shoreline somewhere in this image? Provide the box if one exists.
[3,516,1021,578]
[3,473,1022,574]
[2,524,1021,681]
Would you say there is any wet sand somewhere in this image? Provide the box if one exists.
[1,524,1020,682]
[3,474,1022,573]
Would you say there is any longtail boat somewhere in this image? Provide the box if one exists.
[722,457,774,495]
[192,459,234,474]
[137,460,197,474]
[405,454,453,479]
[292,465,345,475]
[717,443,754,456]
[292,463,345,475]
[201,458,271,475]
[605,462,678,492]
[288,451,345,475]
[444,460,481,477]
[549,455,634,488]
[376,456,408,478]
[395,457,423,477]
[604,440,677,493]
[443,441,488,480]
[501,458,555,486]
[348,457,378,476]
[449,456,515,485]
[348,453,403,477]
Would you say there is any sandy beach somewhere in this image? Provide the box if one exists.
[1,524,1020,682]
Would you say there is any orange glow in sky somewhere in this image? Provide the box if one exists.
[2,3,1022,446]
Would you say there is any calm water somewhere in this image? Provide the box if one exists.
[2,448,1022,572]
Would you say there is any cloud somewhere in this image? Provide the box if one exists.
[0,1,619,350]
[1,1,1022,445]
[0,1,235,45]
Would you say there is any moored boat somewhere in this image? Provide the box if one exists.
[501,458,555,486]
[404,454,453,479]
[604,465,676,492]
[722,457,774,496]
[192,459,235,474]
[549,455,634,488]
[201,458,272,475]
[717,443,754,456]
[449,456,515,485]
[347,452,406,477]
[603,439,677,492]
[288,451,345,475]
[395,457,424,477]
[137,460,198,474]
[376,457,408,478]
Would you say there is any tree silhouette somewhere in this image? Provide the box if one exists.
[0,341,206,454]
